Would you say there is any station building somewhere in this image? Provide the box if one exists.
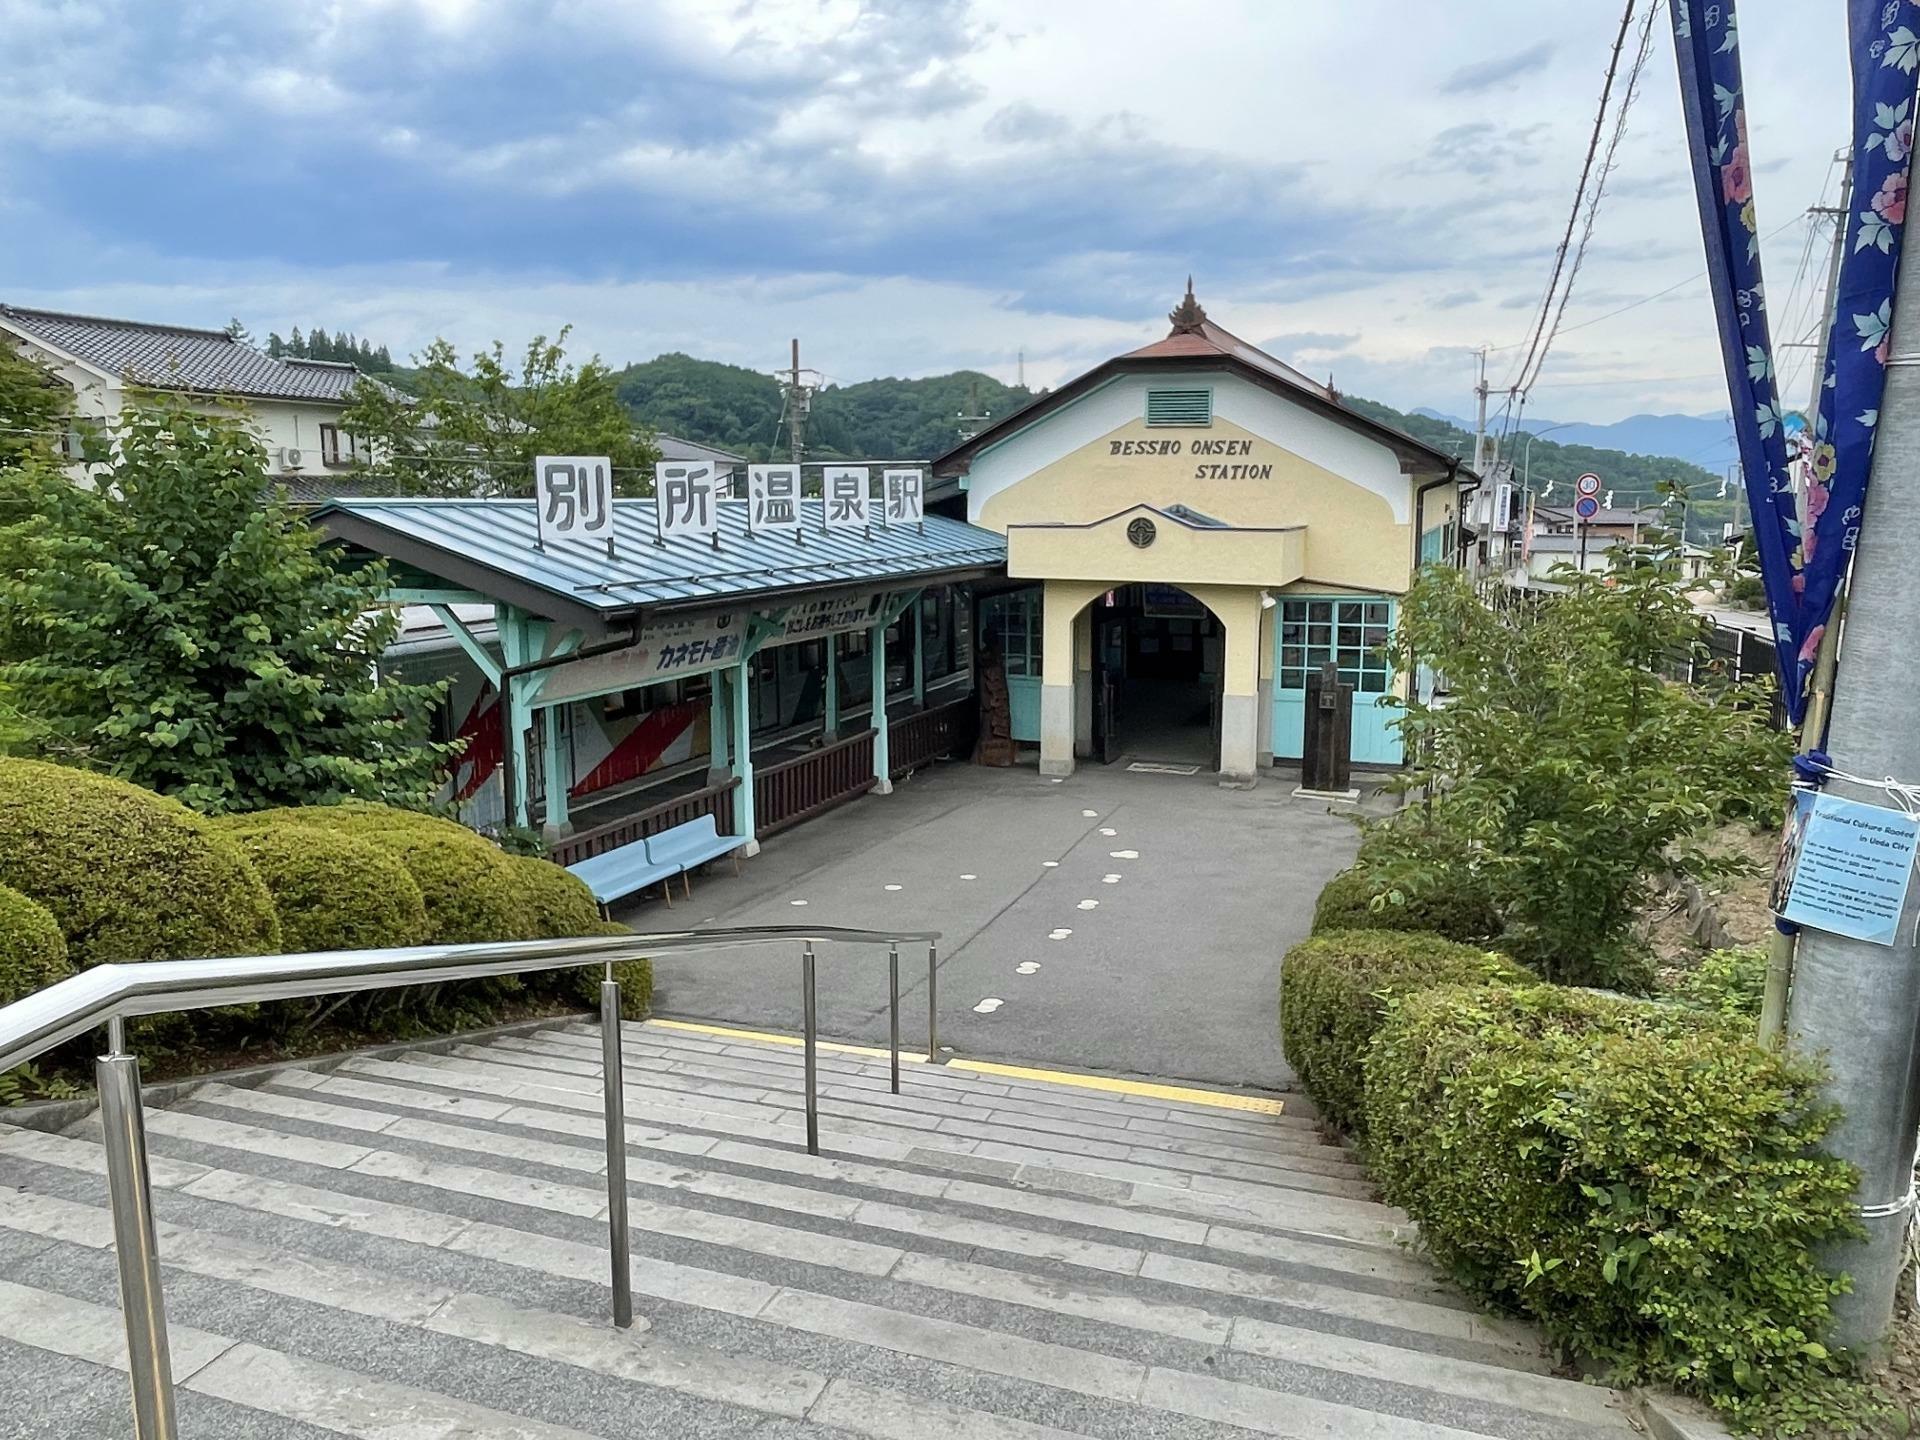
[932,284,1472,781]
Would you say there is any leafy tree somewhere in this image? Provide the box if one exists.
[1372,549,1789,988]
[0,342,74,470]
[266,332,287,358]
[0,397,451,813]
[289,326,305,356]
[223,317,252,344]
[344,329,657,496]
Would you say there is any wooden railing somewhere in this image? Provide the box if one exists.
[888,696,976,780]
[549,778,739,867]
[756,728,877,838]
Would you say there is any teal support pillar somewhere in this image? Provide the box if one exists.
[824,635,840,737]
[541,704,571,836]
[707,670,731,786]
[730,659,758,854]
[912,594,927,709]
[497,607,538,830]
[870,616,893,795]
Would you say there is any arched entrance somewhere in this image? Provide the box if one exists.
[1082,584,1223,769]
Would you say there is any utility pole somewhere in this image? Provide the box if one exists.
[783,338,814,467]
[1783,212,1920,1350]
[1471,347,1491,474]
[956,379,990,441]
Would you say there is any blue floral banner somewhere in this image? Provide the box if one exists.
[1669,0,1918,728]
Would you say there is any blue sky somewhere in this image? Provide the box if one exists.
[0,0,1854,423]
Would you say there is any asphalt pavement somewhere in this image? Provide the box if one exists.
[617,758,1372,1090]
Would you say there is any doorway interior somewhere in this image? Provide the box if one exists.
[1091,584,1221,767]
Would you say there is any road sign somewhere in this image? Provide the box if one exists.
[1575,495,1600,519]
[1575,472,1602,498]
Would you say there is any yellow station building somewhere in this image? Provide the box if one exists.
[932,286,1473,784]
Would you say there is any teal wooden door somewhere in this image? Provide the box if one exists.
[980,589,1044,743]
[1272,597,1403,766]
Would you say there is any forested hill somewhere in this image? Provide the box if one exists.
[611,353,1034,463]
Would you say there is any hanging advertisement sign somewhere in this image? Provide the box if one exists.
[656,461,719,542]
[540,608,746,705]
[534,456,612,546]
[1774,789,1920,946]
[1670,0,1917,724]
[777,591,886,640]
[823,466,871,530]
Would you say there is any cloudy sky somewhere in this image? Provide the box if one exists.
[0,0,1855,424]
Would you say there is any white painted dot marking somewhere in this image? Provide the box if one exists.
[1050,778,1064,784]
[789,899,809,906]
[1048,927,1073,940]
[1081,809,1099,818]
[1077,899,1099,911]
[1042,860,1060,868]
[1016,961,1041,975]
[884,884,903,892]
[1099,827,1117,836]
[959,873,977,881]
[973,997,1004,1014]
[1110,849,1140,860]
[1102,873,1121,884]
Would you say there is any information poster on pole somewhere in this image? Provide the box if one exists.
[1773,790,1920,946]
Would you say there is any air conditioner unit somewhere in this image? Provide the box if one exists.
[280,446,306,470]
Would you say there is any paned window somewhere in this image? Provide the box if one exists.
[1278,598,1392,694]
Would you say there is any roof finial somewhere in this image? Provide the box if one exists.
[1167,277,1208,335]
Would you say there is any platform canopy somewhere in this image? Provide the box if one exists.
[312,497,1008,638]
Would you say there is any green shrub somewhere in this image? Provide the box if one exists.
[1365,982,1870,1432]
[0,882,73,1004]
[507,855,650,1018]
[1310,865,1501,943]
[244,803,531,945]
[510,855,602,940]
[1663,944,1767,1020]
[1279,929,1526,1134]
[0,758,280,968]
[217,820,431,953]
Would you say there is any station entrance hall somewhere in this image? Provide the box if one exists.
[940,283,1470,783]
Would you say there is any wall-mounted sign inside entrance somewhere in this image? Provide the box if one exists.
[540,608,745,705]
[535,456,613,548]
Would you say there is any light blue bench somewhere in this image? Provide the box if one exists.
[565,814,746,910]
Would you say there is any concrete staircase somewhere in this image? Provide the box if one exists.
[0,1019,1636,1439]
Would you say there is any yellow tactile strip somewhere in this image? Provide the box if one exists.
[641,1020,1283,1115]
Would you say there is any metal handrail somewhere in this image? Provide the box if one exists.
[0,923,942,1440]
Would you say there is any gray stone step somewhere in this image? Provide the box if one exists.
[0,1023,1634,1439]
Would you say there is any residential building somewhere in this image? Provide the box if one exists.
[0,304,373,484]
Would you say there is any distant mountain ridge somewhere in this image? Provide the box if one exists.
[1411,407,1736,472]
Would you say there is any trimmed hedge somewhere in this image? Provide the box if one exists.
[243,803,532,945]
[218,820,431,954]
[1278,929,1526,1134]
[507,856,652,1019]
[0,758,281,968]
[1310,865,1501,944]
[0,882,73,1005]
[510,855,602,940]
[1364,982,1867,1431]
[1662,944,1766,1020]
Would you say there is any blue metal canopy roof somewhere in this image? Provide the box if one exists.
[312,497,1008,633]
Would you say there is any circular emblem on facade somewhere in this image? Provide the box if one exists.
[1127,517,1157,549]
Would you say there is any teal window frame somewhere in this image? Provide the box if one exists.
[1277,597,1393,695]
